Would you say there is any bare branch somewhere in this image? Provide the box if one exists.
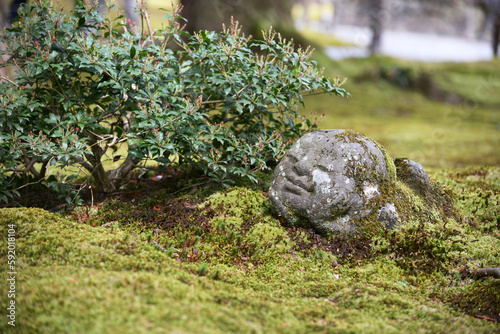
[474,268,500,279]
[0,76,18,85]
[6,158,38,175]
[199,99,224,105]
[74,157,94,173]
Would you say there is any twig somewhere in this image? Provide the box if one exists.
[474,315,497,322]
[0,76,18,85]
[90,185,94,208]
[151,240,169,253]
[143,10,155,41]
[473,268,500,279]
[199,99,224,105]
[74,157,94,173]
[6,158,38,175]
[13,177,46,191]
[151,240,179,253]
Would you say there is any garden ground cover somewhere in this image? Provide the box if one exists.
[0,165,499,333]
[1,4,499,331]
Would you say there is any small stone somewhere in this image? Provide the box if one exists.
[394,158,431,196]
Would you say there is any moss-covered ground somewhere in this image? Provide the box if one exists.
[2,3,499,332]
[1,165,499,333]
[303,57,500,169]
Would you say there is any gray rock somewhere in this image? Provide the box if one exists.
[394,158,431,196]
[269,129,396,236]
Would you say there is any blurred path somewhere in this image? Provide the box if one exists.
[324,25,493,62]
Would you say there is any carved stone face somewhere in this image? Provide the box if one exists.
[269,129,392,235]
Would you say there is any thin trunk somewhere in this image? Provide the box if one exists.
[493,14,499,58]
[0,0,7,29]
[369,0,384,55]
[83,134,117,193]
[0,0,8,80]
[181,0,196,33]
[122,0,140,27]
[106,154,140,187]
[85,146,116,193]
[82,137,140,193]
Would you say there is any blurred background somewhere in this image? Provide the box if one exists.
[1,0,499,169]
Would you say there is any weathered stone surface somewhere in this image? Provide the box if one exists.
[378,203,399,230]
[394,158,431,196]
[394,158,455,220]
[269,129,396,236]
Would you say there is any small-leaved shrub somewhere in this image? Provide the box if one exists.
[0,1,347,204]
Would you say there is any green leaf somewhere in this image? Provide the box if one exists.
[78,16,86,28]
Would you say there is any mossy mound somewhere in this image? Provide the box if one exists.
[354,155,459,241]
[0,167,499,332]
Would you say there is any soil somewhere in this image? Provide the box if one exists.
[0,168,194,211]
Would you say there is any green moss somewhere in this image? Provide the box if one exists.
[245,222,294,261]
[1,167,500,332]
[301,58,500,169]
[201,187,272,218]
[432,167,500,232]
[210,216,244,229]
[298,28,356,47]
[447,279,500,322]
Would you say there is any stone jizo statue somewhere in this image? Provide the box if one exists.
[269,129,397,235]
[269,129,446,236]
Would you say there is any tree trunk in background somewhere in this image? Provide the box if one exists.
[0,0,8,29]
[180,0,292,38]
[0,0,8,81]
[494,14,499,57]
[97,0,140,27]
[369,0,384,54]
[181,0,197,33]
[477,0,500,57]
[122,0,140,26]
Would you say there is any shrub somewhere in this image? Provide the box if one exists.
[0,1,347,204]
